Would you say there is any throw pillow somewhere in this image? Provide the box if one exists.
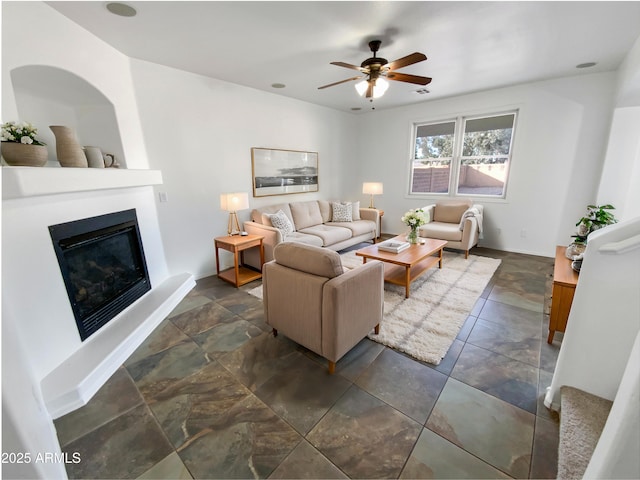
[332,202,353,222]
[351,201,361,221]
[267,210,294,238]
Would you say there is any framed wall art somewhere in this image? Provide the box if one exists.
[251,148,319,197]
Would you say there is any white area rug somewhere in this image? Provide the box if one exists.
[248,250,501,365]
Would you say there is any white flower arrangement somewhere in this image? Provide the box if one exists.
[1,121,46,146]
[401,208,428,228]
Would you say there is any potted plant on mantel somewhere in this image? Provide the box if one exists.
[1,121,48,167]
[566,204,618,267]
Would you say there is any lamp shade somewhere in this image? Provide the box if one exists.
[362,182,384,195]
[355,80,368,96]
[355,78,389,99]
[220,192,249,212]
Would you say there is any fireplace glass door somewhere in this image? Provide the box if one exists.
[49,209,151,341]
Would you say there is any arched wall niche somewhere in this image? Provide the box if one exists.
[10,65,126,168]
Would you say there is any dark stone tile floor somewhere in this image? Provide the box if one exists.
[54,246,561,479]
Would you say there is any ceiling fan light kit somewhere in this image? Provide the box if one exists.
[319,39,432,99]
[355,77,389,98]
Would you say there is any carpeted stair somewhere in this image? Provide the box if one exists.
[558,386,613,479]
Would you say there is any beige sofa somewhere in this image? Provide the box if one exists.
[419,199,484,259]
[263,242,384,374]
[243,200,379,268]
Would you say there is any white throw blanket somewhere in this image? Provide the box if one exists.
[459,207,484,239]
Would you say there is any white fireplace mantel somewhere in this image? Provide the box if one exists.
[42,272,195,419]
[1,166,163,199]
[1,165,195,419]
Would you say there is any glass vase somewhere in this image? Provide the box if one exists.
[407,226,419,244]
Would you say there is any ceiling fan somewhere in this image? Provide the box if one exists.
[318,40,432,99]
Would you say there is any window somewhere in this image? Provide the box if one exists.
[410,112,516,197]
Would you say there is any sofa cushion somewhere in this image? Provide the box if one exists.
[290,201,323,230]
[274,242,343,278]
[318,200,332,223]
[420,222,463,241]
[320,200,361,222]
[267,210,294,238]
[327,219,375,237]
[251,203,294,226]
[351,201,361,221]
[433,200,472,223]
[285,232,323,247]
[332,202,353,222]
[298,225,352,246]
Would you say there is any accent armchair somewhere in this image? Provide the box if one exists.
[262,242,384,374]
[419,199,483,259]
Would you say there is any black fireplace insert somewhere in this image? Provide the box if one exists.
[49,209,151,341]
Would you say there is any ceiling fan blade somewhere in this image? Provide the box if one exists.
[318,76,363,90]
[386,72,432,85]
[331,61,368,73]
[385,52,427,71]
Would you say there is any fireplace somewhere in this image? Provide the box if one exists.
[49,209,151,341]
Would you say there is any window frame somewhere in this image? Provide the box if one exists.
[408,110,518,199]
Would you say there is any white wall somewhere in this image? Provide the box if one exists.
[130,59,358,279]
[597,34,640,222]
[354,74,617,257]
[597,107,640,221]
[1,314,67,479]
[616,34,640,107]
[1,3,172,477]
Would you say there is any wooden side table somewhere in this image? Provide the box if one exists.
[215,234,264,287]
[548,245,579,343]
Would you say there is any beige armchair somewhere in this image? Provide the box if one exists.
[262,242,384,374]
[419,199,483,259]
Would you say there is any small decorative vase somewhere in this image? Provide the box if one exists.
[407,226,419,244]
[565,242,586,260]
[50,125,88,168]
[1,142,48,166]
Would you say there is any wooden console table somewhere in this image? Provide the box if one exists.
[548,245,579,343]
[215,234,264,287]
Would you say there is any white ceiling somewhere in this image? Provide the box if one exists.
[46,1,640,113]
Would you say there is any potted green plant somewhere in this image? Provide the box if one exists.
[1,121,48,167]
[566,204,617,260]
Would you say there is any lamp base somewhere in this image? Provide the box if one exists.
[227,212,241,236]
[369,194,375,209]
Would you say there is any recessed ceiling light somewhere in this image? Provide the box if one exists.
[271,83,286,89]
[106,2,137,17]
[576,62,597,69]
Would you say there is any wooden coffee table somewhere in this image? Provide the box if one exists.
[356,236,448,298]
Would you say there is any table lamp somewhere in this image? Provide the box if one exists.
[362,182,383,208]
[220,192,250,235]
